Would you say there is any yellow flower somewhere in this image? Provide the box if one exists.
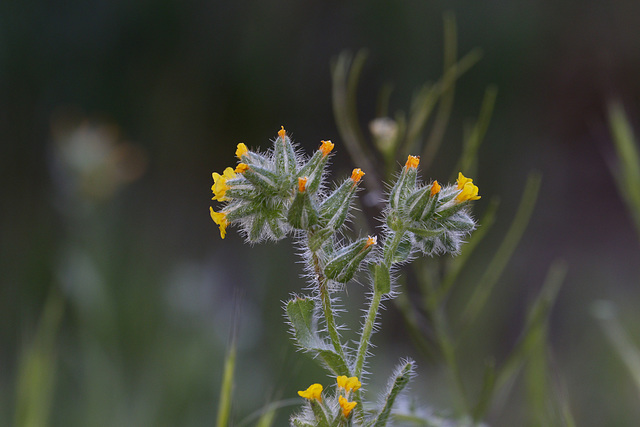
[364,236,377,249]
[336,375,362,392]
[209,208,228,239]
[319,140,334,157]
[456,182,481,202]
[351,168,365,183]
[405,155,420,169]
[298,176,308,193]
[430,180,441,197]
[339,395,357,417]
[235,163,249,173]
[211,167,236,201]
[455,173,481,202]
[278,126,286,140]
[298,383,323,402]
[456,172,473,190]
[236,143,248,159]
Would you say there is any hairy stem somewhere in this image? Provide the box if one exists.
[312,251,347,363]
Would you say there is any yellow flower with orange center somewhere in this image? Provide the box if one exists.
[211,167,236,201]
[351,168,365,183]
[455,172,481,202]
[209,208,228,239]
[236,143,248,159]
[405,155,420,169]
[297,383,323,402]
[235,163,249,173]
[298,176,308,193]
[364,236,377,249]
[338,395,357,417]
[337,376,362,393]
[319,140,334,157]
[430,180,441,197]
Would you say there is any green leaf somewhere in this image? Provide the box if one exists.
[286,297,318,348]
[372,360,415,426]
[285,297,350,376]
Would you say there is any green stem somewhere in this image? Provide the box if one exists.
[312,252,347,363]
[355,289,383,379]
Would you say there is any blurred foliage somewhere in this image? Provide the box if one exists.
[2,0,640,426]
[330,14,570,425]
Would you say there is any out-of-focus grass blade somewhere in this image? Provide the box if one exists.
[472,360,496,422]
[592,300,640,399]
[15,291,64,427]
[411,50,483,164]
[460,171,542,328]
[420,11,457,170]
[216,333,237,427]
[434,196,500,304]
[490,260,567,416]
[238,398,300,427]
[607,102,640,240]
[455,85,498,179]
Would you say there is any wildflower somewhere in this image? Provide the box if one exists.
[298,383,323,402]
[456,172,474,190]
[430,180,441,197]
[405,155,420,169]
[298,176,308,193]
[364,236,377,249]
[455,173,481,202]
[236,143,248,159]
[337,376,362,393]
[209,208,228,239]
[319,140,334,157]
[351,168,365,184]
[211,167,236,201]
[235,163,249,173]
[338,395,357,417]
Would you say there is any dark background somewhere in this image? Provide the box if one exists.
[2,0,640,425]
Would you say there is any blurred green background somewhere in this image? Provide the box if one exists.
[2,0,640,425]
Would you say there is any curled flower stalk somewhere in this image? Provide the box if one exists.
[209,127,481,426]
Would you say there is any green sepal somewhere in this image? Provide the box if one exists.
[268,216,286,240]
[385,210,405,231]
[391,237,413,264]
[249,215,265,241]
[372,264,391,295]
[405,184,440,222]
[309,400,331,427]
[297,150,329,194]
[319,179,356,230]
[308,227,334,252]
[435,201,468,220]
[443,213,476,232]
[389,166,418,210]
[242,165,280,194]
[324,238,374,283]
[288,190,319,230]
[372,360,414,426]
[408,227,444,238]
[225,203,258,222]
[285,297,350,376]
[274,133,297,178]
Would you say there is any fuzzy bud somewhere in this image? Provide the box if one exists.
[323,236,377,283]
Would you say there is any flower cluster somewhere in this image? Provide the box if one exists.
[209,127,365,244]
[385,156,481,256]
[210,128,481,426]
[297,376,361,424]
